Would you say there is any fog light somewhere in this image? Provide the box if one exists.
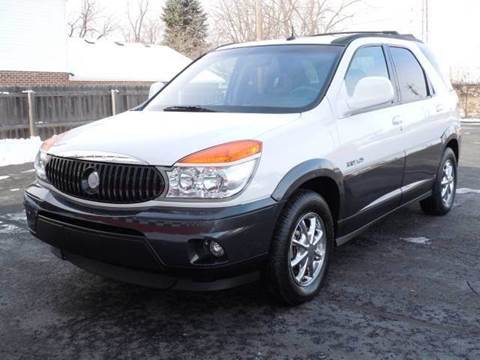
[208,240,225,257]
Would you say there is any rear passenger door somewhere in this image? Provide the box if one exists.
[388,46,441,203]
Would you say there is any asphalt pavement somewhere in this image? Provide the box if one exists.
[1,125,479,359]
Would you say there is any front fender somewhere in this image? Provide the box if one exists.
[271,159,345,210]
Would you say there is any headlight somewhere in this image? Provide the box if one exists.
[34,151,49,181]
[165,140,261,200]
[34,133,63,182]
[166,160,257,199]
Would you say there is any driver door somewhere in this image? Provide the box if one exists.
[334,46,405,235]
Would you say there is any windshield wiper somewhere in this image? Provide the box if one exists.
[163,105,217,112]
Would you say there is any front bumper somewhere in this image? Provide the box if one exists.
[24,183,280,291]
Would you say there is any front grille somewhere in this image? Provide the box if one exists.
[45,156,165,204]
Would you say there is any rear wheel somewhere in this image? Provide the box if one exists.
[420,148,457,215]
[266,190,334,305]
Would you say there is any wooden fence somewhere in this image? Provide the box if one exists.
[0,85,149,140]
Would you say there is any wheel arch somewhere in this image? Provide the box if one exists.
[442,124,461,161]
[446,138,459,161]
[271,159,345,233]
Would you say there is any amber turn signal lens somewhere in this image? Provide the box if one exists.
[179,140,262,164]
[41,133,64,152]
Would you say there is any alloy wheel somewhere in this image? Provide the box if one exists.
[289,212,327,287]
[440,159,455,207]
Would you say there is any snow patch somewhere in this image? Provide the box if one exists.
[9,188,20,192]
[68,38,191,82]
[401,237,431,245]
[457,188,480,195]
[21,169,35,174]
[0,220,27,251]
[462,118,480,123]
[0,222,24,234]
[3,212,26,222]
[0,176,9,181]
[0,213,27,236]
[0,137,41,167]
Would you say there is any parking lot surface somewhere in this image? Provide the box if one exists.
[1,125,480,359]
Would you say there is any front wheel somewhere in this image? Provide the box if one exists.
[265,190,334,305]
[420,148,457,216]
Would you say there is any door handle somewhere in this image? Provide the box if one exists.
[392,116,403,126]
[435,104,445,113]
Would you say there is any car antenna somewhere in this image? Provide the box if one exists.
[286,26,296,41]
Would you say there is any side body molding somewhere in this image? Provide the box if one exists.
[271,159,346,216]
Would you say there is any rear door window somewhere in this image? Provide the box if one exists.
[390,47,428,102]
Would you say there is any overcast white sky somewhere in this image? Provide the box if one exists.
[346,0,480,79]
[66,0,480,79]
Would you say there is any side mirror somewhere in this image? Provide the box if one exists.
[346,77,395,112]
[148,81,167,99]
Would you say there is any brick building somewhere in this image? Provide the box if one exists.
[0,71,70,87]
[0,0,191,88]
[0,0,69,86]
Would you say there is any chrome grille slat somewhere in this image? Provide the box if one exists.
[73,161,80,195]
[112,164,119,200]
[45,156,165,204]
[125,167,132,202]
[60,158,66,190]
[146,170,152,199]
[106,164,113,201]
[139,168,145,199]
[66,160,74,194]
[54,157,60,189]
[50,157,56,187]
[119,165,126,202]
[99,164,106,199]
[133,167,139,200]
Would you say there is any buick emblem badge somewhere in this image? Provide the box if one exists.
[81,168,100,194]
[87,171,100,190]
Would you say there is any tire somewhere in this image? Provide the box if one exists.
[420,147,457,216]
[265,190,334,305]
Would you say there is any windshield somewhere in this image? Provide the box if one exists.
[144,45,344,113]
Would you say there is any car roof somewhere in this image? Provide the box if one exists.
[218,31,422,51]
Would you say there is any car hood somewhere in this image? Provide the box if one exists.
[48,110,300,166]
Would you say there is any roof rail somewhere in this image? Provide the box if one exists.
[310,31,422,44]
[311,31,400,37]
[215,42,237,50]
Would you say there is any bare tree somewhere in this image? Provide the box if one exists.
[68,0,97,38]
[68,0,117,39]
[213,0,256,44]
[212,0,360,44]
[96,15,117,39]
[124,0,151,43]
[142,18,163,44]
[454,70,473,118]
[67,17,81,38]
